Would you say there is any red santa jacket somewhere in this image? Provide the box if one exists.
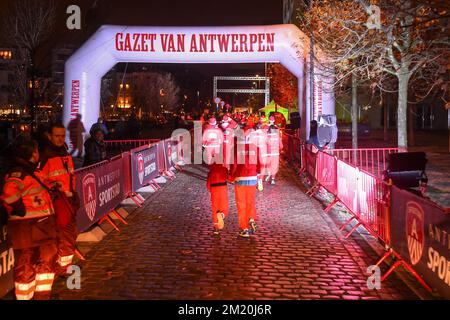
[230,134,261,186]
[206,164,228,191]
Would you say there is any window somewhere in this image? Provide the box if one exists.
[0,51,12,60]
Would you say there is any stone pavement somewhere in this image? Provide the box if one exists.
[52,164,419,300]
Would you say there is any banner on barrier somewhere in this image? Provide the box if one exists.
[357,171,379,231]
[337,160,358,214]
[131,145,159,191]
[0,218,14,299]
[390,186,450,298]
[164,139,178,169]
[76,158,125,232]
[305,145,318,178]
[316,151,337,194]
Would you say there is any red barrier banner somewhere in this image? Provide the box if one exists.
[390,186,450,298]
[122,151,132,196]
[316,151,337,195]
[293,137,302,166]
[305,145,318,179]
[157,141,167,174]
[0,216,13,298]
[337,160,359,214]
[75,157,125,232]
[164,139,178,169]
[130,144,159,191]
[357,170,382,236]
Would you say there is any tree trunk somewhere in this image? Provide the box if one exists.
[383,94,389,142]
[351,72,358,149]
[397,72,410,151]
[408,103,415,147]
[29,54,36,133]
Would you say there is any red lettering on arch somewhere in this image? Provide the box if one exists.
[217,34,230,52]
[239,34,248,52]
[258,34,265,51]
[115,33,123,51]
[133,34,141,51]
[123,34,132,51]
[190,34,198,52]
[249,34,258,52]
[177,34,185,52]
[231,34,239,52]
[266,33,275,52]
[199,34,208,52]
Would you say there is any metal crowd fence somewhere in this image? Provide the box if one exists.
[325,147,399,178]
[281,132,447,294]
[104,139,161,156]
[72,137,182,233]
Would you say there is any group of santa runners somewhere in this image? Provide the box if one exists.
[201,113,283,238]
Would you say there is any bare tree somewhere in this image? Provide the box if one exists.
[132,71,180,115]
[2,0,56,126]
[298,0,450,150]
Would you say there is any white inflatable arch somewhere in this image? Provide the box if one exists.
[64,24,334,140]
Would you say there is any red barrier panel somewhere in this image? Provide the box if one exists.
[305,144,318,179]
[337,160,359,214]
[75,156,125,233]
[0,218,13,298]
[316,151,337,195]
[130,144,159,191]
[282,133,304,170]
[157,141,167,175]
[387,185,449,297]
[122,151,132,196]
[357,170,389,243]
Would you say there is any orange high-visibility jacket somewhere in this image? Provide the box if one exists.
[39,145,75,194]
[2,163,54,221]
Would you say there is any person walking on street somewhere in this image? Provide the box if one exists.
[265,116,283,185]
[206,163,229,235]
[1,140,57,300]
[68,114,85,158]
[202,117,224,165]
[40,122,79,275]
[230,130,262,238]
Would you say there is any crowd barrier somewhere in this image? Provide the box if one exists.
[283,132,450,298]
[0,135,186,298]
[325,147,399,178]
[104,139,161,156]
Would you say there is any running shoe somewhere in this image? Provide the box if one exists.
[249,218,257,234]
[239,229,250,238]
[216,211,225,230]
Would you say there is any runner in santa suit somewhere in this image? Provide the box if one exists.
[259,114,269,130]
[202,117,224,165]
[265,116,283,185]
[206,163,229,235]
[249,121,267,191]
[220,115,235,170]
[230,129,262,238]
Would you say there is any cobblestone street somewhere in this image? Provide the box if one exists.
[52,164,419,300]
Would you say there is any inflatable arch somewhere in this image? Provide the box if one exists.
[64,24,334,141]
